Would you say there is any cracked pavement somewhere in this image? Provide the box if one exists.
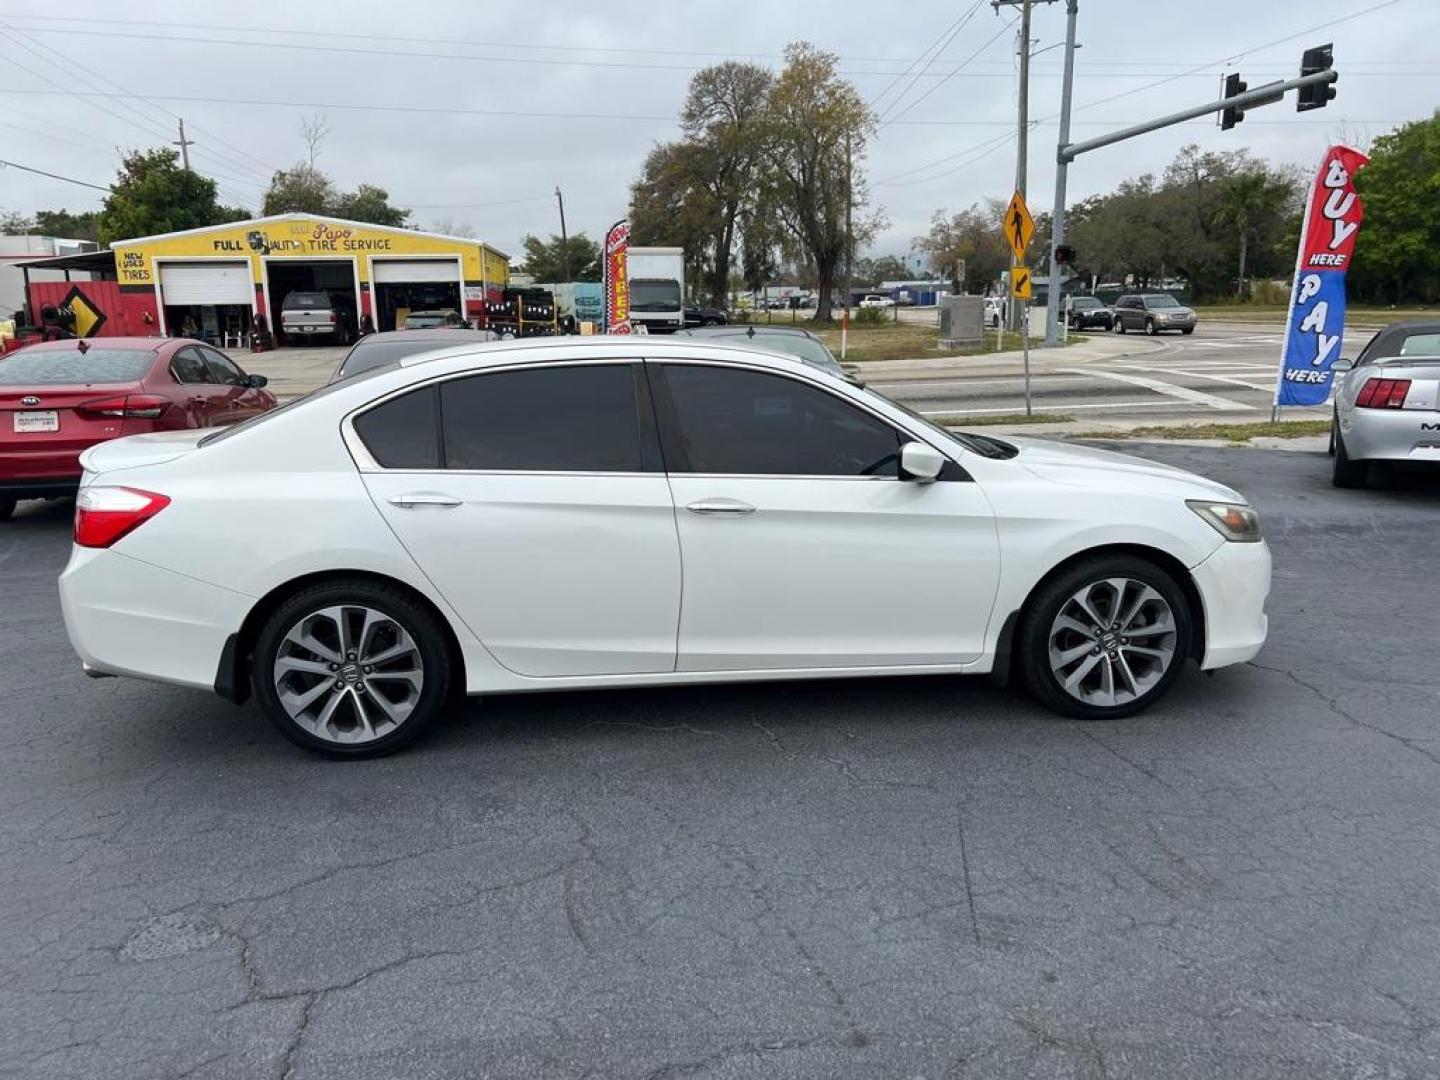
[1,446,1438,1079]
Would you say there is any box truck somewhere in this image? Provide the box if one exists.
[626,247,684,333]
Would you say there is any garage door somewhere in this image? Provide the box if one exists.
[159,262,253,305]
[372,259,458,284]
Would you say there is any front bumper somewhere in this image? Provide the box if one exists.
[1190,539,1271,669]
[60,546,253,692]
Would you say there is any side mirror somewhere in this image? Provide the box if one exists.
[246,373,269,388]
[900,441,945,483]
[1330,358,1354,373]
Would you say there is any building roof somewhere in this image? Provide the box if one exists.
[107,213,509,259]
[11,250,118,274]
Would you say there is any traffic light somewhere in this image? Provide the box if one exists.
[1220,72,1247,131]
[1297,43,1336,112]
[1054,244,1075,265]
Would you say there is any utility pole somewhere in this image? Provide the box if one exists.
[1043,0,1079,347]
[173,118,194,171]
[554,186,571,283]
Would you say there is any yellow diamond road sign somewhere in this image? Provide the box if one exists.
[1010,265,1032,300]
[1004,190,1035,260]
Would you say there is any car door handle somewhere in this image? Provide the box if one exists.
[389,493,463,509]
[685,499,756,515]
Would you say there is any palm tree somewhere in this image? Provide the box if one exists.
[1220,171,1288,298]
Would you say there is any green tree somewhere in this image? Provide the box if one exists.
[1352,112,1440,304]
[630,141,718,297]
[262,164,336,216]
[914,201,1009,294]
[761,43,876,321]
[1218,167,1297,296]
[332,183,408,227]
[855,254,909,286]
[1,209,33,233]
[97,148,244,246]
[519,233,601,282]
[33,209,101,241]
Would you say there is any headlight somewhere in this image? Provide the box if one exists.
[1155,313,1169,321]
[1187,500,1262,543]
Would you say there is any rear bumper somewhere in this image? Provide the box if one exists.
[1339,407,1440,463]
[60,546,253,692]
[1191,539,1271,669]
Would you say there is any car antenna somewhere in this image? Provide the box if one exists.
[77,339,89,354]
[746,325,755,339]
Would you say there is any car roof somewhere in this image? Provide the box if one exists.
[393,333,830,374]
[681,325,819,341]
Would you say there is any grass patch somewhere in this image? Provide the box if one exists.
[931,412,1074,427]
[1068,419,1331,444]
[727,315,1076,362]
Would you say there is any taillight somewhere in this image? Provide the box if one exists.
[75,394,170,420]
[74,487,170,548]
[327,312,337,324]
[1355,378,1411,409]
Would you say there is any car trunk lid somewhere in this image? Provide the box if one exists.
[78,428,210,478]
[0,383,147,453]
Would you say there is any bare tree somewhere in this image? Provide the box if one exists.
[300,111,331,168]
[429,216,475,238]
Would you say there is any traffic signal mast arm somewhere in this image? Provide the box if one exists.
[1059,66,1337,163]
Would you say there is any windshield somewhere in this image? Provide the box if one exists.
[283,292,330,310]
[1071,297,1101,309]
[404,315,447,328]
[705,331,841,374]
[859,386,1016,460]
[0,347,154,386]
[1145,295,1180,308]
[336,338,472,378]
[631,279,681,312]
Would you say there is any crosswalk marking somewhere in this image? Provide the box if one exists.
[1061,367,1254,411]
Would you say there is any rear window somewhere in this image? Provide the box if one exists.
[1397,333,1440,356]
[283,292,330,310]
[353,386,440,469]
[0,348,154,386]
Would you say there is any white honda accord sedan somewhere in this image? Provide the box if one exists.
[59,337,1269,757]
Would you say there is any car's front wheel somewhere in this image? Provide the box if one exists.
[1145,318,1158,335]
[253,579,453,758]
[0,497,15,522]
[1113,317,1126,334]
[1018,556,1193,720]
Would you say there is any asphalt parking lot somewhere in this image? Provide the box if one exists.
[3,445,1438,1080]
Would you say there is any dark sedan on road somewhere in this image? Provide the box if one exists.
[1067,295,1114,331]
[683,305,728,328]
[1112,294,1197,335]
[1,337,275,521]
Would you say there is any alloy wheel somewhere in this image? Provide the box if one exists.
[1047,577,1177,707]
[272,605,425,745]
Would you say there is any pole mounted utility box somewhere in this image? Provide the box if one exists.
[939,295,985,348]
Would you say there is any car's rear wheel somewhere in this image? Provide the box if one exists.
[253,580,452,758]
[1018,556,1193,720]
[1331,427,1369,489]
[0,497,15,522]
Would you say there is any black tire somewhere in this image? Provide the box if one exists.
[253,579,453,758]
[1327,414,1337,456]
[0,497,15,522]
[1145,318,1158,336]
[1331,427,1369,489]
[1181,326,1194,335]
[1017,555,1194,721]
[1113,317,1126,334]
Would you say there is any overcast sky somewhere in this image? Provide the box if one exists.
[0,0,1434,264]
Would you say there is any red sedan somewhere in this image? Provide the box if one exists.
[0,337,278,520]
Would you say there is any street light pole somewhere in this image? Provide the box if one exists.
[1044,0,1078,347]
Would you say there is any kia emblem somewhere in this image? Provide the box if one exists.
[20,396,40,407]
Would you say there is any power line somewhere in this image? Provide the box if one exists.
[882,12,1019,126]
[870,3,982,116]
[0,157,109,191]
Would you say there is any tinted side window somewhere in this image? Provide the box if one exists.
[170,347,213,384]
[440,365,643,472]
[199,346,245,385]
[660,365,902,477]
[354,385,440,468]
